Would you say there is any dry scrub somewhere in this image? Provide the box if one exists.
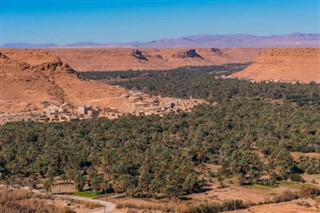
[116,200,190,213]
[66,197,103,209]
[0,189,72,213]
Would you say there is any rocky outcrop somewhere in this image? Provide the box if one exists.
[131,49,148,61]
[145,54,163,59]
[229,48,320,83]
[0,51,30,70]
[211,48,223,55]
[172,49,203,59]
[32,60,76,75]
[0,52,9,60]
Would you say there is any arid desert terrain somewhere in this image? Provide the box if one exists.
[1,47,320,213]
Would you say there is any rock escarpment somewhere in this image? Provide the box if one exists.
[172,49,203,59]
[230,48,320,83]
[131,49,148,61]
[0,49,136,113]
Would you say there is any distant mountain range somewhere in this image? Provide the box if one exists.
[2,43,59,48]
[2,33,320,48]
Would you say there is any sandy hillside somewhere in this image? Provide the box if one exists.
[0,49,136,113]
[49,48,259,71]
[230,48,320,83]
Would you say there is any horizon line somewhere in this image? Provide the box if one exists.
[2,32,320,47]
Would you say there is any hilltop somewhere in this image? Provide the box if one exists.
[0,49,137,113]
[229,48,320,83]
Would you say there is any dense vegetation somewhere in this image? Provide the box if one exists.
[115,78,320,107]
[79,64,320,106]
[1,99,319,198]
[1,65,320,203]
[78,63,250,80]
[298,156,320,174]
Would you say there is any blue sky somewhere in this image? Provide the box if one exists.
[1,0,320,44]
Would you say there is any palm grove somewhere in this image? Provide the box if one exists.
[0,64,319,199]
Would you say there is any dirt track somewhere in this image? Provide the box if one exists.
[55,195,116,213]
[23,186,117,213]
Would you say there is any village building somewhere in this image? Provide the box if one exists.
[128,96,142,103]
[78,106,100,117]
[164,100,178,108]
[78,106,92,115]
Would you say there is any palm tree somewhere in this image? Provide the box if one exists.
[44,177,54,195]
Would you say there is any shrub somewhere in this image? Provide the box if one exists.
[218,182,226,189]
[208,171,215,178]
[258,179,277,186]
[117,202,175,212]
[299,185,320,199]
[297,201,312,208]
[289,174,305,183]
[273,190,298,203]
[221,200,246,211]
[188,200,245,213]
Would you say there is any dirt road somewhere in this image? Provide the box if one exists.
[21,186,117,213]
[56,195,116,213]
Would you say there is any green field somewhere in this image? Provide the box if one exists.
[73,190,102,198]
[278,180,295,186]
[247,184,278,191]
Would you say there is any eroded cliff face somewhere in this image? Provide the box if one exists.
[49,48,259,71]
[230,48,320,83]
[172,49,203,59]
[0,49,136,113]
[1,49,67,112]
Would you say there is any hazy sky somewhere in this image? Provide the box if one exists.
[1,0,320,44]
